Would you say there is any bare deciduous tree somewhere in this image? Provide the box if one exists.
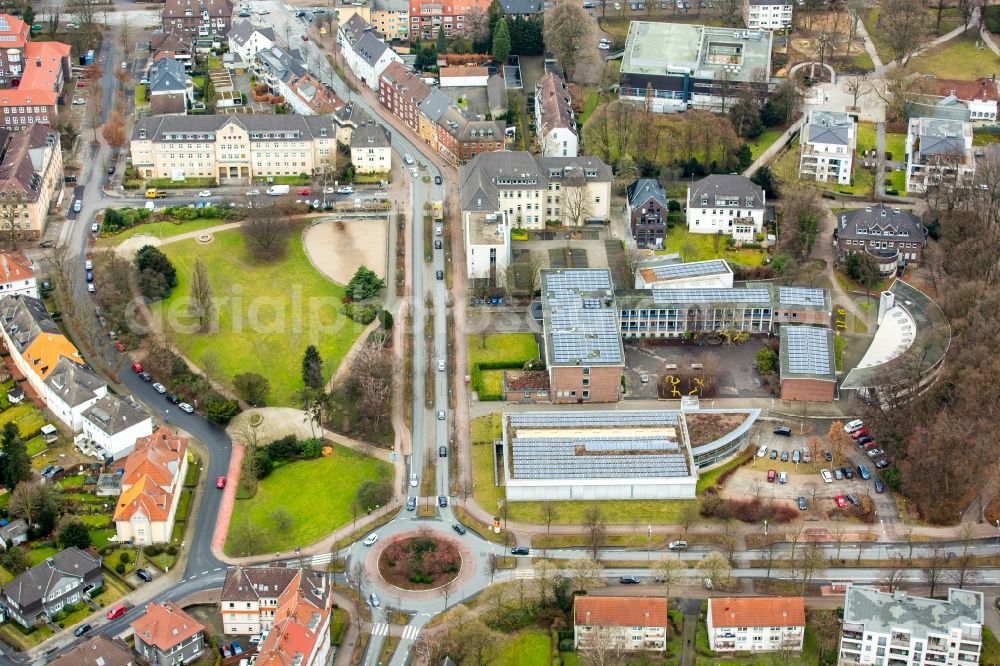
[242,205,292,259]
[922,547,947,597]
[652,557,686,597]
[699,551,731,589]
[540,501,558,533]
[188,258,216,332]
[561,177,595,226]
[583,504,607,560]
[879,555,907,593]
[543,3,594,81]
[566,557,605,591]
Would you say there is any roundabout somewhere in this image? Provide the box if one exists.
[363,526,481,602]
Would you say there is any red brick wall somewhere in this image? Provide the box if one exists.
[780,378,835,402]
[549,366,621,404]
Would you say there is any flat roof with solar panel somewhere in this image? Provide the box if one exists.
[779,326,836,381]
[541,269,624,367]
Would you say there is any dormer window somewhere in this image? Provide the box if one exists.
[139,129,147,139]
[701,196,708,206]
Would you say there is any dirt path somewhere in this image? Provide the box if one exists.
[816,204,869,324]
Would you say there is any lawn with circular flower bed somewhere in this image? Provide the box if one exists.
[377,533,462,590]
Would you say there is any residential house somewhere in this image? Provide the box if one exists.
[914,76,999,123]
[338,13,374,48]
[0,250,37,298]
[332,101,371,145]
[254,570,333,666]
[0,547,103,628]
[80,394,153,460]
[539,269,624,403]
[334,6,372,36]
[840,587,984,666]
[284,73,342,116]
[743,0,792,29]
[114,428,189,545]
[459,151,612,228]
[799,110,856,186]
[226,20,274,65]
[534,72,578,157]
[0,294,82,400]
[408,0,491,40]
[150,29,194,70]
[379,62,432,136]
[499,0,543,17]
[439,65,489,87]
[130,115,338,184]
[835,204,926,275]
[0,15,71,131]
[254,45,307,95]
[147,57,193,116]
[341,15,402,91]
[464,210,510,286]
[0,518,28,547]
[573,595,668,652]
[0,125,65,240]
[372,8,409,41]
[707,597,805,652]
[220,567,330,636]
[625,178,668,248]
[686,174,766,241]
[905,116,975,192]
[131,602,206,665]
[49,636,135,666]
[633,255,734,289]
[350,121,392,174]
[161,0,234,38]
[43,357,108,431]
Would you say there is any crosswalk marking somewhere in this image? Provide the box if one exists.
[514,569,536,579]
[401,625,420,640]
[310,553,333,565]
[372,623,389,636]
[370,624,421,640]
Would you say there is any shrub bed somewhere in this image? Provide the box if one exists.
[377,534,461,589]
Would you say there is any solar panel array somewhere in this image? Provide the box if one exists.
[582,437,679,453]
[785,326,833,376]
[511,438,690,479]
[778,287,826,307]
[651,288,771,305]
[652,259,730,280]
[549,308,622,364]
[543,269,612,293]
[509,411,679,428]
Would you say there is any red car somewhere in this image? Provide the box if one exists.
[114,341,125,353]
[216,476,226,489]
[301,34,309,41]
[834,495,847,509]
[850,428,868,439]
[297,187,312,195]
[863,440,879,449]
[106,604,127,620]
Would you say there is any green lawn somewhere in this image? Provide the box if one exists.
[982,627,1000,666]
[862,9,895,64]
[834,334,847,372]
[26,546,59,566]
[885,169,907,195]
[856,122,876,154]
[658,226,768,267]
[467,333,539,366]
[101,218,228,246]
[748,128,786,162]
[134,84,146,106]
[225,445,391,556]
[0,404,47,439]
[694,624,823,665]
[884,133,906,162]
[580,88,600,127]
[25,435,47,457]
[490,629,551,666]
[909,31,1000,79]
[151,226,365,405]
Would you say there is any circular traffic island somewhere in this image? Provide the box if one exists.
[377,532,462,591]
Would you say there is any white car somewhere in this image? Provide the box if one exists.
[403,153,414,165]
[756,444,767,458]
[91,223,100,233]
[843,419,864,433]
[322,186,336,194]
[337,186,354,195]
[820,468,833,483]
[598,42,610,50]
[87,283,95,293]
[410,473,418,487]
[72,97,86,105]
[85,260,93,270]
[363,533,379,547]
[152,383,167,394]
[178,403,194,413]
[437,360,446,372]
[198,190,212,197]
[66,22,78,29]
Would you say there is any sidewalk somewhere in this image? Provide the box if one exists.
[743,116,804,178]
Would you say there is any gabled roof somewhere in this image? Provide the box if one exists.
[351,121,391,148]
[131,602,204,652]
[227,19,274,47]
[380,61,432,105]
[0,518,27,541]
[333,101,371,128]
[131,114,335,142]
[1,547,101,609]
[574,595,668,628]
[0,251,33,284]
[254,571,332,666]
[0,124,60,202]
[351,31,392,68]
[114,475,172,522]
[0,294,59,352]
[500,0,542,13]
[419,88,453,123]
[0,14,30,48]
[49,636,134,666]
[122,427,188,487]
[440,65,489,78]
[151,29,192,53]
[21,331,81,380]
[149,58,189,94]
[83,394,150,436]
[221,566,300,602]
[19,41,71,92]
[627,178,667,210]
[688,174,765,209]
[709,596,805,628]
[341,14,373,45]
[836,204,925,243]
[151,93,187,115]
[535,72,576,134]
[162,0,233,19]
[287,73,343,115]
[256,45,307,79]
[44,357,105,408]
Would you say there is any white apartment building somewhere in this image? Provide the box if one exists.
[226,21,275,65]
[350,121,392,174]
[574,596,667,653]
[904,116,975,193]
[800,110,856,185]
[459,151,612,229]
[840,587,984,666]
[129,115,338,184]
[707,597,805,653]
[686,174,766,241]
[340,15,402,91]
[535,72,578,157]
[43,358,108,431]
[743,0,792,29]
[80,394,153,460]
[464,210,510,286]
[0,251,37,298]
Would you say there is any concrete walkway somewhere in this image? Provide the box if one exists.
[743,116,805,178]
[853,16,885,72]
[981,24,1000,57]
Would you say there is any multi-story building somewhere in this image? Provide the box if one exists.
[616,284,831,339]
[835,204,927,275]
[43,357,108,430]
[147,57,193,116]
[161,0,234,38]
[332,101,372,145]
[379,62,432,132]
[340,15,402,91]
[633,255,734,290]
[350,121,392,174]
[535,72,578,157]
[114,428,189,545]
[131,602,206,666]
[0,15,71,130]
[743,0,792,29]
[0,125,63,240]
[625,178,669,249]
[707,597,805,653]
[372,8,409,41]
[910,77,999,123]
[81,394,153,460]
[408,0,491,40]
[499,0,543,18]
[839,587,984,666]
[459,151,612,228]
[799,110,856,186]
[540,269,624,404]
[49,636,134,666]
[0,250,37,298]
[779,326,837,402]
[686,174,766,241]
[0,294,82,400]
[254,571,333,666]
[0,547,103,628]
[464,210,510,286]
[283,73,343,116]
[905,116,975,192]
[619,22,773,113]
[226,20,274,65]
[130,115,338,184]
[150,29,194,70]
[574,596,668,652]
[220,567,330,637]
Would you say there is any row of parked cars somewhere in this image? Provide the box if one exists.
[130,363,195,414]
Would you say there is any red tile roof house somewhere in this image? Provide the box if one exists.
[251,569,334,666]
[706,597,806,653]
[113,427,189,545]
[131,602,206,665]
[573,596,668,653]
[0,15,71,131]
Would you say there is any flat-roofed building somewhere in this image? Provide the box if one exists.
[779,326,836,402]
[464,210,510,287]
[618,21,773,113]
[634,256,734,290]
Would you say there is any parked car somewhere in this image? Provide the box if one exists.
[138,371,152,382]
[767,469,776,483]
[841,466,854,479]
[179,402,194,413]
[851,428,869,440]
[778,471,787,484]
[434,239,442,249]
[773,426,792,436]
[136,569,153,582]
[91,222,100,233]
[363,533,379,547]
[410,473,418,487]
[106,605,127,620]
[833,468,844,480]
[820,468,833,483]
[846,494,861,506]
[198,190,212,197]
[437,495,448,507]
[834,496,847,509]
[322,186,336,194]
[797,496,808,511]
[452,523,467,535]
[165,393,180,405]
[404,153,414,165]
[780,450,789,462]
[875,458,890,469]
[337,185,353,194]
[152,383,167,394]
[74,623,92,637]
[437,409,446,420]
[823,450,833,461]
[769,449,778,460]
[298,187,312,195]
[434,175,442,184]
[858,464,870,480]
[874,479,885,493]
[843,419,864,433]
[406,496,416,511]
[867,448,884,457]
[619,576,640,584]
[667,540,688,550]
[791,449,800,463]
[72,97,86,104]
[756,445,768,457]
[436,270,444,280]
[511,546,530,555]
[439,446,447,457]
